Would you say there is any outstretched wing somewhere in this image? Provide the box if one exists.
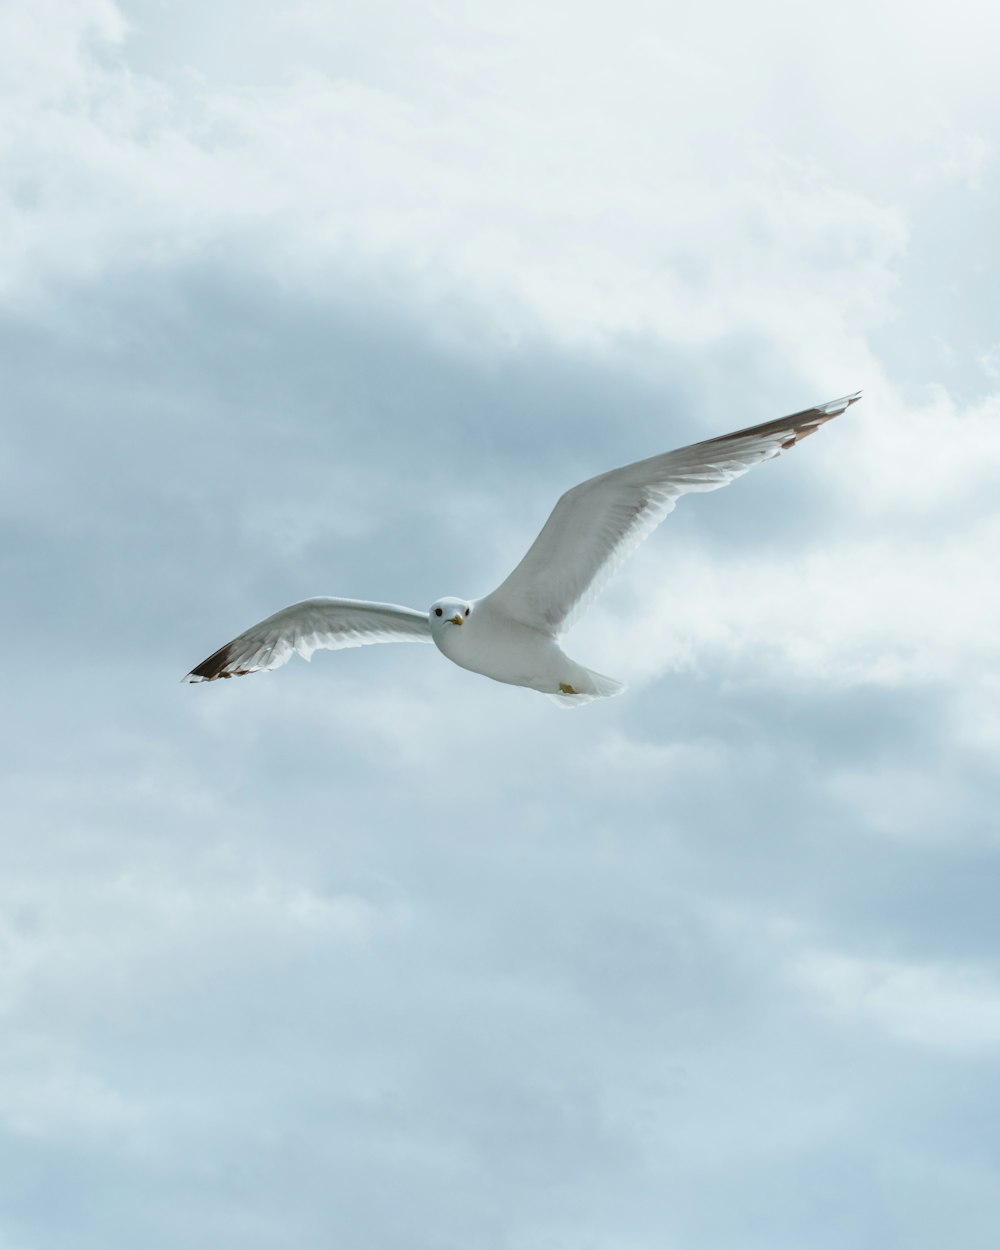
[183,597,431,682]
[482,392,860,636]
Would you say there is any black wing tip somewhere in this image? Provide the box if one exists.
[182,643,257,683]
[780,389,862,445]
[704,388,862,449]
[815,389,862,416]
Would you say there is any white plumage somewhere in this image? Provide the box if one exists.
[184,391,860,705]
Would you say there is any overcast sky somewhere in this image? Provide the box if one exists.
[2,2,999,1248]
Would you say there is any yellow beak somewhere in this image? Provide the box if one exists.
[450,614,464,625]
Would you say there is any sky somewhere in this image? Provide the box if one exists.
[2,2,999,1247]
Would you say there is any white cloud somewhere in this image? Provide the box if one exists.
[0,0,124,103]
[583,508,999,692]
[0,869,400,1025]
[792,949,1000,1051]
[0,0,917,376]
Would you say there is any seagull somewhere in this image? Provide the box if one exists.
[184,391,860,705]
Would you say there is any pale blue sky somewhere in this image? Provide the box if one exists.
[2,3,999,1248]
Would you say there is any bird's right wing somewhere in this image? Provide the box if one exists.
[481,392,860,636]
[183,597,431,682]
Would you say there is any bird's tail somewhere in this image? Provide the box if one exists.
[547,664,626,708]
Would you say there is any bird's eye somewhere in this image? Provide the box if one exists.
[464,608,470,617]
[434,607,443,617]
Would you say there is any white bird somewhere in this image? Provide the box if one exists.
[184,392,860,705]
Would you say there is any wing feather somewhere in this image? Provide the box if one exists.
[482,392,860,635]
[183,597,431,682]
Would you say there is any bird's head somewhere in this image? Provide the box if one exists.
[429,597,473,630]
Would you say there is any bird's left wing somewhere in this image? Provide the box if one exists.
[183,597,431,682]
[481,392,860,636]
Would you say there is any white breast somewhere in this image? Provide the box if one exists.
[431,601,564,691]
